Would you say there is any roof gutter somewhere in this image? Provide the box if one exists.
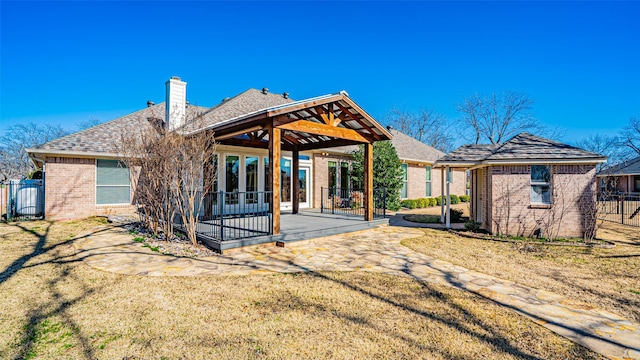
[26,148,122,159]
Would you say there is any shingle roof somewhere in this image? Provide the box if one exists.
[438,132,606,165]
[200,88,294,127]
[599,156,640,176]
[317,129,445,164]
[29,89,293,155]
[31,103,172,154]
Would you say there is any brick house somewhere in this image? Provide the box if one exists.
[436,133,606,238]
[310,129,466,209]
[597,156,640,193]
[27,77,454,221]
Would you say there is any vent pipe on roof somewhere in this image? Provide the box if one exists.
[386,125,393,131]
[222,97,231,102]
[262,87,268,94]
[165,76,187,130]
[283,92,289,99]
[147,100,155,107]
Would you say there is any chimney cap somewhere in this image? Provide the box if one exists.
[147,100,155,107]
[262,87,268,94]
[170,76,181,81]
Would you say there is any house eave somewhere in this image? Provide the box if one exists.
[26,148,122,160]
[483,158,607,165]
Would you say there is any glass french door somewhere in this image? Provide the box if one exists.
[298,167,310,208]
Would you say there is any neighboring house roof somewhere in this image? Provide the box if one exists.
[598,156,640,176]
[437,132,607,166]
[316,129,445,164]
[27,89,294,157]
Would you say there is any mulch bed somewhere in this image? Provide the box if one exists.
[107,215,218,258]
[451,229,616,249]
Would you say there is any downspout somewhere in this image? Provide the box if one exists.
[446,166,451,229]
[440,167,445,223]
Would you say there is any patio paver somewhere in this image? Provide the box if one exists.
[74,224,640,359]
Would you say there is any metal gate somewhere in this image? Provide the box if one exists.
[1,179,45,221]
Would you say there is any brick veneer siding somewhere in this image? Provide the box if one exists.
[487,164,597,238]
[312,153,354,209]
[406,165,466,199]
[44,156,136,220]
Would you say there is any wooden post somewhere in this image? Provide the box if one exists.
[364,142,373,221]
[269,126,281,234]
[292,147,299,214]
[440,167,445,223]
[446,166,451,229]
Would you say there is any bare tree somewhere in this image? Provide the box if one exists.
[457,91,540,144]
[0,123,68,179]
[116,106,216,245]
[77,117,105,131]
[575,134,630,171]
[385,108,455,153]
[622,116,640,156]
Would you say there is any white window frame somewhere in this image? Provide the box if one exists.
[401,163,408,199]
[530,165,552,205]
[95,159,131,206]
[426,165,432,197]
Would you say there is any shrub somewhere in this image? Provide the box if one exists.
[417,198,429,208]
[401,199,417,209]
[450,194,460,204]
[428,198,437,207]
[451,209,464,223]
[460,195,470,202]
[435,196,443,206]
[464,220,481,232]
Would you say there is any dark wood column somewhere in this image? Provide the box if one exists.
[292,146,299,214]
[269,126,281,234]
[364,142,373,221]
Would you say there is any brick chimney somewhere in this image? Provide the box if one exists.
[165,76,186,130]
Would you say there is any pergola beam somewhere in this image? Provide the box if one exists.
[277,120,371,143]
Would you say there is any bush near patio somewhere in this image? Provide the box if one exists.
[401,194,466,209]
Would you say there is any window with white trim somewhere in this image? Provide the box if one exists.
[530,165,552,204]
[96,159,130,205]
[401,163,408,199]
[425,166,432,197]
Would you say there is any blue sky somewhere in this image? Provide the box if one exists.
[1,1,638,145]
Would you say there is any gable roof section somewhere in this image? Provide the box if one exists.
[598,156,640,176]
[207,91,393,151]
[27,89,294,157]
[437,132,607,166]
[28,103,171,156]
[316,129,445,164]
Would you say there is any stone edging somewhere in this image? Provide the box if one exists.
[450,230,616,249]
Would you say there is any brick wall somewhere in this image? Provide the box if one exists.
[406,165,466,199]
[312,153,354,208]
[44,157,96,220]
[44,157,136,220]
[488,164,597,238]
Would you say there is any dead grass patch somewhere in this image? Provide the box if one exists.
[402,221,640,323]
[0,218,601,359]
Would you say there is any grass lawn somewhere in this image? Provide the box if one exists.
[0,218,601,359]
[402,221,640,324]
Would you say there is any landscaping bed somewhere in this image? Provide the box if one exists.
[453,229,616,249]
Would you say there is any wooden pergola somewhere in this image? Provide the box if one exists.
[203,91,392,234]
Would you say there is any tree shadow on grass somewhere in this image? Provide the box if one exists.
[0,221,120,360]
